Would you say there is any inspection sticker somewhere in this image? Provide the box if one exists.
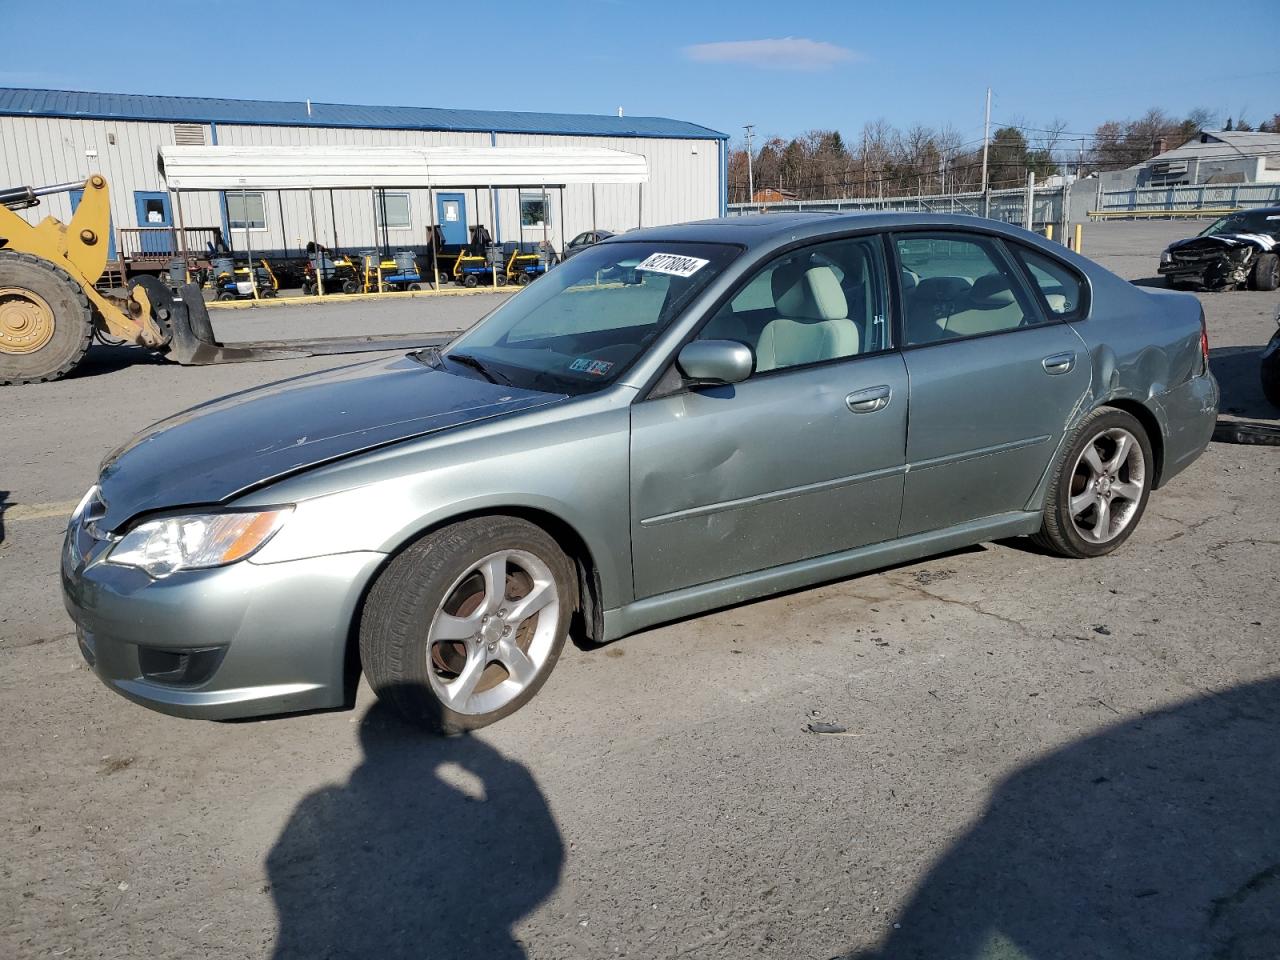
[569,357,615,376]
[636,252,710,278]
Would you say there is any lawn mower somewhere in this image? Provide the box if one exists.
[454,225,507,287]
[301,244,361,295]
[352,249,425,293]
[209,256,278,300]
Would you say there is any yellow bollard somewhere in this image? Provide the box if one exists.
[1074,223,1083,253]
[1045,224,1054,241]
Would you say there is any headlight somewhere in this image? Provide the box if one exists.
[106,508,291,578]
[1160,250,1172,265]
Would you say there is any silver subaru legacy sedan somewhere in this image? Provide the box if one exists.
[63,214,1218,732]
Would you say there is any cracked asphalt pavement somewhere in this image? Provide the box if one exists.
[1,222,1278,959]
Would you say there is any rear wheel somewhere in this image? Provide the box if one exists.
[438,270,451,285]
[0,250,93,385]
[1250,253,1280,292]
[342,279,361,294]
[407,283,422,292]
[1032,408,1153,558]
[516,273,531,286]
[360,516,575,733]
[260,287,277,299]
[495,273,508,287]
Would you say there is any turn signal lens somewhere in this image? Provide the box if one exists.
[106,508,292,578]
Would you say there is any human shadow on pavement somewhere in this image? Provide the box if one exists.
[267,697,564,959]
[841,677,1280,960]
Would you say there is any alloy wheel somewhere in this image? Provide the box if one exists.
[425,549,560,716]
[1068,427,1146,544]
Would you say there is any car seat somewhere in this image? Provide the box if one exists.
[944,273,1025,336]
[754,264,859,371]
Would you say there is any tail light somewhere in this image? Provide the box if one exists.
[1199,310,1210,374]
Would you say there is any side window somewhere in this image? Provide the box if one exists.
[1010,244,1087,319]
[699,236,889,373]
[895,233,1044,346]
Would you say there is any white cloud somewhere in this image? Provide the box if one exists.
[682,37,858,71]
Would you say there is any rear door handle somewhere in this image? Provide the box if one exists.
[1042,352,1075,375]
[846,385,892,413]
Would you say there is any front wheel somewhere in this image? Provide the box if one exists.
[1250,253,1280,292]
[360,516,576,733]
[1032,408,1153,558]
[463,274,479,288]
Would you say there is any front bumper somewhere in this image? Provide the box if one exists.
[62,529,386,720]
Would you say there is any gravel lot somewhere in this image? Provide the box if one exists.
[2,220,1278,960]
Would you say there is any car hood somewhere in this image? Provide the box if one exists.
[1168,233,1278,253]
[96,355,566,531]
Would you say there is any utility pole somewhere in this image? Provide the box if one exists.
[980,87,992,217]
[743,124,755,206]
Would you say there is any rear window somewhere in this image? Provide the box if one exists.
[1009,244,1088,320]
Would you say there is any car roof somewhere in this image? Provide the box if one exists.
[614,211,1048,249]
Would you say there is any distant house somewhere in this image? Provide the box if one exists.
[752,187,798,205]
[1127,131,1280,187]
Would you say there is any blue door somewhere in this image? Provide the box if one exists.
[133,191,172,255]
[69,189,117,261]
[436,193,467,246]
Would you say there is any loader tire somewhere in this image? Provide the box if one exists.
[0,250,93,385]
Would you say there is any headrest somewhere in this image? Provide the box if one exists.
[968,273,1017,306]
[914,276,972,301]
[900,267,919,291]
[772,264,848,321]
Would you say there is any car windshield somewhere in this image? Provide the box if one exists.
[439,240,739,394]
[1199,210,1280,237]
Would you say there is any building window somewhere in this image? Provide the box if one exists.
[375,192,412,229]
[520,192,550,229]
[226,192,266,231]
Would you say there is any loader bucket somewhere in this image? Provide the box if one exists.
[166,284,459,366]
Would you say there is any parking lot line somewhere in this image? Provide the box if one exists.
[2,501,80,522]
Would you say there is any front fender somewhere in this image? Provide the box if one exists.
[242,396,636,608]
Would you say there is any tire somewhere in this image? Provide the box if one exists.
[0,250,93,384]
[495,273,508,287]
[260,287,277,299]
[407,283,422,292]
[438,271,451,285]
[342,279,361,295]
[463,274,479,288]
[1032,407,1154,558]
[1250,252,1280,292]
[360,516,576,734]
[516,273,531,286]
[217,291,236,301]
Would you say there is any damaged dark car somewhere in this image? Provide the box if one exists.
[1159,207,1280,291]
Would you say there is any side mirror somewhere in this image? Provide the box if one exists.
[676,340,754,386]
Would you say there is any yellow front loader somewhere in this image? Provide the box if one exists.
[0,175,169,384]
[1,174,456,384]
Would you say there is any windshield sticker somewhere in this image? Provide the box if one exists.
[636,252,710,278]
[569,357,615,377]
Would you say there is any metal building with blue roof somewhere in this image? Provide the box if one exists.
[0,87,728,271]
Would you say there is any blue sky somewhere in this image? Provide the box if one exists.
[2,0,1276,144]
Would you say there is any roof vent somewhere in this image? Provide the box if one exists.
[173,123,206,146]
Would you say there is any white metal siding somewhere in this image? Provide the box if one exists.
[2,115,719,261]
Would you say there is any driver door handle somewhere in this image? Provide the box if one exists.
[1042,352,1075,375]
[846,385,892,413]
